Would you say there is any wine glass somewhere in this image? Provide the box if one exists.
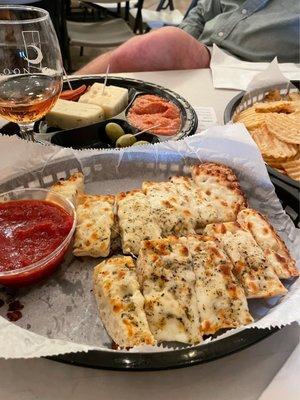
[0,5,63,141]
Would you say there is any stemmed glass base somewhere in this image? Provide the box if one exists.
[19,123,35,142]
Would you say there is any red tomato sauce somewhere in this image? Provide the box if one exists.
[127,94,181,136]
[0,200,73,272]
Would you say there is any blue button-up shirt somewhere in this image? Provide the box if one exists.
[180,0,300,62]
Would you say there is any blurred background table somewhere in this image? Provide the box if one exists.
[0,68,299,400]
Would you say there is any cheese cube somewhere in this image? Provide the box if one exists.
[46,99,105,130]
[78,83,128,118]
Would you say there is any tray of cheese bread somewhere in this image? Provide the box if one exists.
[1,151,298,370]
[224,81,300,187]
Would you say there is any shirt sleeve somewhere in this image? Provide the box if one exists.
[179,0,222,39]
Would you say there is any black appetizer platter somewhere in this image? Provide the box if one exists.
[0,76,198,149]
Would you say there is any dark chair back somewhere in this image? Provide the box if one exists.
[184,0,198,18]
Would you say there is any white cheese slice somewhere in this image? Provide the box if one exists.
[204,222,287,298]
[117,190,162,255]
[93,256,155,348]
[46,99,105,130]
[137,236,201,344]
[186,235,253,335]
[79,83,128,118]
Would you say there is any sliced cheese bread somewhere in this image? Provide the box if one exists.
[191,163,247,222]
[237,209,298,279]
[171,176,219,230]
[137,237,201,344]
[74,194,115,257]
[48,172,84,206]
[142,181,195,237]
[204,222,287,298]
[187,235,253,335]
[117,190,162,255]
[93,256,155,347]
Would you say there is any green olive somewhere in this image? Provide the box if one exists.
[116,134,137,148]
[132,140,149,146]
[105,122,125,142]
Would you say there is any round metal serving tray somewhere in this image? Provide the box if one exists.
[223,81,300,190]
[0,76,198,148]
[0,151,298,371]
[48,175,299,371]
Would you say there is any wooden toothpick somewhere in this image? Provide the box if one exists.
[133,124,161,137]
[102,64,110,95]
[63,67,73,90]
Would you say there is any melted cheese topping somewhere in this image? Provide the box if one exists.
[137,237,201,344]
[142,181,195,237]
[204,223,287,298]
[93,256,155,347]
[171,176,219,229]
[187,235,253,335]
[191,163,247,222]
[237,209,298,279]
[48,172,84,206]
[74,194,115,257]
[117,190,162,255]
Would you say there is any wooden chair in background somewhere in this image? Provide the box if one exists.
[66,0,138,69]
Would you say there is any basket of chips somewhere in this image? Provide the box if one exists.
[224,80,300,186]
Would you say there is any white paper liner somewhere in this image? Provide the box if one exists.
[0,123,299,359]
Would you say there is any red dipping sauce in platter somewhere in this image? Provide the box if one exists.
[0,189,76,287]
[127,94,182,136]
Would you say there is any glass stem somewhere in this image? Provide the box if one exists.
[18,123,35,142]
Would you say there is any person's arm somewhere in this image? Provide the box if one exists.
[179,0,222,39]
[76,27,210,75]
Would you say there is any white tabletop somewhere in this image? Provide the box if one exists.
[0,69,299,400]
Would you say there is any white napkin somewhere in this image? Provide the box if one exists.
[210,44,300,90]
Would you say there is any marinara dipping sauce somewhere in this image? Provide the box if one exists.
[0,194,75,287]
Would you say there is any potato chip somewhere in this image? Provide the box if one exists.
[282,158,300,181]
[263,158,284,168]
[263,159,286,169]
[288,92,300,102]
[263,158,292,170]
[290,102,300,112]
[234,107,272,130]
[254,101,295,114]
[273,167,287,175]
[250,125,298,159]
[263,90,282,102]
[264,114,300,144]
[289,110,300,121]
